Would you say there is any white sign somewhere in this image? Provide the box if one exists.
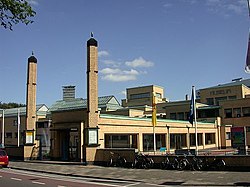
[88,129,98,144]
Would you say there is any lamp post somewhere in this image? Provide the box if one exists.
[0,109,4,148]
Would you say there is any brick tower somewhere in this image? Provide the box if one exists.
[24,54,37,160]
[85,34,99,164]
[86,34,98,128]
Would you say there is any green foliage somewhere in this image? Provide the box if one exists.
[0,102,25,109]
[0,0,36,30]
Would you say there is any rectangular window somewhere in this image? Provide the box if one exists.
[177,112,184,120]
[242,107,250,117]
[130,92,150,100]
[170,134,187,149]
[206,98,214,105]
[104,134,137,149]
[5,132,12,138]
[190,133,203,146]
[170,113,176,120]
[143,134,166,151]
[228,95,236,100]
[205,133,215,144]
[215,97,227,105]
[226,132,231,140]
[224,109,232,118]
[155,92,162,99]
[233,108,241,118]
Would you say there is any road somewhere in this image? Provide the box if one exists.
[7,161,250,186]
[0,168,136,187]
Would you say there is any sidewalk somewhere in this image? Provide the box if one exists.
[6,160,250,186]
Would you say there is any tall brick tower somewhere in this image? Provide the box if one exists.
[24,54,37,160]
[85,33,99,164]
[86,34,98,128]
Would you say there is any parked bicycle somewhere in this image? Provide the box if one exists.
[132,153,154,169]
[161,155,180,170]
[107,151,127,168]
[201,157,226,171]
[179,155,203,171]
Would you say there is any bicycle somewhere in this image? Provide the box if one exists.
[107,151,127,168]
[132,153,154,169]
[201,157,226,171]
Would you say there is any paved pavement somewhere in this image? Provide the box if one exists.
[7,160,250,186]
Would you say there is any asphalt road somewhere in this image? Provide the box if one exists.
[7,161,250,186]
[0,169,115,187]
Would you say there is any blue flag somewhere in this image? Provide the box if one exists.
[188,87,195,125]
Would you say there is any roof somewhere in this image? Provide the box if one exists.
[1,104,48,117]
[200,78,250,90]
[49,95,121,112]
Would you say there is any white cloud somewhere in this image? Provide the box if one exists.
[102,74,137,82]
[100,68,121,74]
[163,3,172,8]
[205,0,246,16]
[125,57,154,68]
[98,50,109,57]
[100,68,140,82]
[103,60,121,67]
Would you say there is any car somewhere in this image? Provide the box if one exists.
[0,149,9,167]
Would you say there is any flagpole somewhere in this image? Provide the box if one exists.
[17,108,20,147]
[152,93,157,153]
[193,86,198,156]
[245,0,250,72]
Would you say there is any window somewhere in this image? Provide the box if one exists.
[233,108,241,118]
[215,97,227,105]
[143,134,166,151]
[130,92,150,100]
[155,92,162,99]
[226,132,231,140]
[37,122,49,128]
[224,109,232,118]
[190,133,203,146]
[205,133,215,144]
[6,132,12,138]
[170,134,187,149]
[104,134,137,148]
[243,107,250,117]
[170,113,176,120]
[206,98,214,105]
[177,112,184,120]
[13,120,17,126]
[228,95,236,100]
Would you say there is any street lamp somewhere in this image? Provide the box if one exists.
[0,109,4,148]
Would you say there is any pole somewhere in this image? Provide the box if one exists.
[152,93,157,153]
[192,86,198,156]
[1,109,4,148]
[17,108,20,147]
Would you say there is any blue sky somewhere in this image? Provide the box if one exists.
[0,0,249,106]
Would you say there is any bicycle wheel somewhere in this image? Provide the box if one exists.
[117,157,127,167]
[107,158,113,167]
[179,159,188,170]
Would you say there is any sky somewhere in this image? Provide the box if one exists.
[0,0,250,107]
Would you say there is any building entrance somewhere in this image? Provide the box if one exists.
[59,129,79,161]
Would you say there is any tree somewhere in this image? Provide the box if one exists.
[0,0,36,30]
[0,102,25,109]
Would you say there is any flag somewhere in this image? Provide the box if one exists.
[246,32,250,73]
[188,86,196,125]
[152,94,157,127]
[248,0,250,17]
